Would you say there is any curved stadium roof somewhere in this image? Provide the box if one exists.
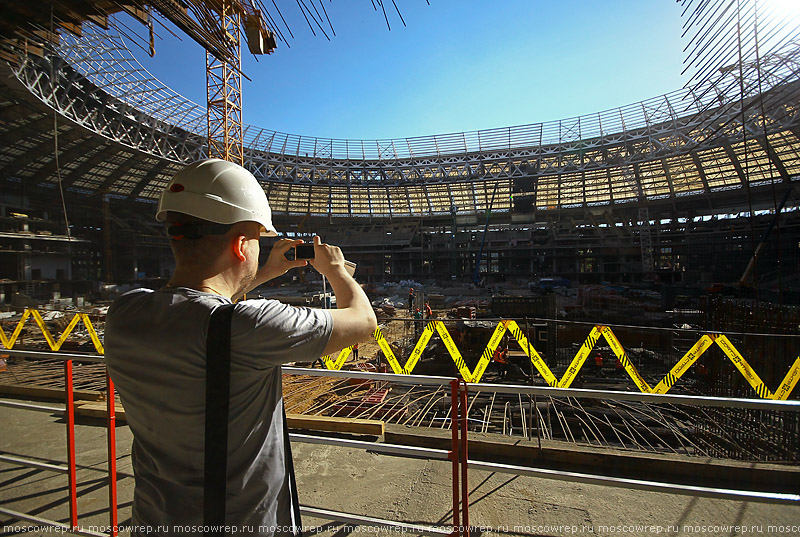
[1,25,798,222]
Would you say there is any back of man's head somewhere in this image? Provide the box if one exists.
[162,211,232,267]
[156,158,278,237]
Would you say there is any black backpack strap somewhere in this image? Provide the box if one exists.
[282,410,303,536]
[204,303,236,536]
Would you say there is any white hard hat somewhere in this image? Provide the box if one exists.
[156,158,278,236]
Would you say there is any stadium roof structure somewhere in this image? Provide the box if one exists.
[1,24,799,224]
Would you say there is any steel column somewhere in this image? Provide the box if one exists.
[449,379,461,535]
[64,359,78,530]
[106,371,118,535]
[458,380,470,533]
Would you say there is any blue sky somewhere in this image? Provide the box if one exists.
[124,1,687,140]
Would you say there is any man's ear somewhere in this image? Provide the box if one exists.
[231,234,247,262]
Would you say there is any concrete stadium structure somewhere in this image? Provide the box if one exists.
[0,25,798,297]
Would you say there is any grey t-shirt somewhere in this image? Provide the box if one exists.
[105,287,332,536]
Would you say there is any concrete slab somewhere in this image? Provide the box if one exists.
[1,401,799,537]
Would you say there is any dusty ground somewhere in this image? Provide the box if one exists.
[2,401,800,537]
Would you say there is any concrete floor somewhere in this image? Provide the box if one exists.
[1,401,799,537]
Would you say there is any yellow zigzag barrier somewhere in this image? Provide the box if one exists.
[2,309,797,401]
[0,308,104,354]
[321,344,357,371]
[321,320,800,401]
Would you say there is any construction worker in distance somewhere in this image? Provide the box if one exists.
[594,353,603,369]
[413,306,423,338]
[408,287,414,313]
[492,340,509,379]
[424,302,433,319]
[105,159,377,537]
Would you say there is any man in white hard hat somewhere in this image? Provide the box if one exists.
[105,158,377,536]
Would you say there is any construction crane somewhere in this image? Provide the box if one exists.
[197,1,276,164]
[2,0,277,164]
[153,0,277,165]
[3,1,412,166]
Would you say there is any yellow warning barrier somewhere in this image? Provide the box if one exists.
[503,321,559,386]
[601,326,653,394]
[359,320,798,400]
[372,325,405,374]
[652,335,715,394]
[773,357,800,401]
[559,326,602,389]
[405,322,437,374]
[2,309,797,401]
[434,321,473,381]
[0,308,104,354]
[320,345,354,371]
[715,334,773,399]
[468,321,507,384]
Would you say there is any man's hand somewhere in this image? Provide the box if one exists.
[256,238,308,284]
[306,236,377,355]
[308,236,349,279]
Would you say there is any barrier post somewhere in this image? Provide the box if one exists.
[64,359,78,530]
[459,380,470,534]
[107,371,118,536]
[449,379,461,536]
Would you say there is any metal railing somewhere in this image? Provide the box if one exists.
[286,366,800,504]
[0,350,115,537]
[1,347,799,536]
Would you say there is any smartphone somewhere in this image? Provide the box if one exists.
[294,244,315,260]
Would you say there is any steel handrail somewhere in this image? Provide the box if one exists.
[4,350,797,411]
[467,460,800,505]
[0,348,117,536]
[3,346,798,536]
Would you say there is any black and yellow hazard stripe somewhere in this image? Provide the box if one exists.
[373,325,385,342]
[714,334,774,399]
[601,326,652,393]
[374,326,405,374]
[653,335,714,394]
[0,308,105,354]
[505,320,558,386]
[434,321,473,381]
[773,357,800,400]
[755,382,770,399]
[470,321,508,383]
[404,321,436,374]
[580,326,602,352]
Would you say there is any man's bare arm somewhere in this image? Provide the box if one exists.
[308,236,377,355]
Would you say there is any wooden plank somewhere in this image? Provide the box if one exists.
[287,413,385,436]
[86,14,110,29]
[119,4,149,24]
[0,384,103,402]
[74,401,121,420]
[71,403,385,436]
[55,22,81,37]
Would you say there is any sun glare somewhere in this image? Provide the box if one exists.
[757,0,800,53]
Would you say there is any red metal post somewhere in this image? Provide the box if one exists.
[64,360,78,530]
[449,379,460,536]
[106,370,118,536]
[459,380,470,534]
